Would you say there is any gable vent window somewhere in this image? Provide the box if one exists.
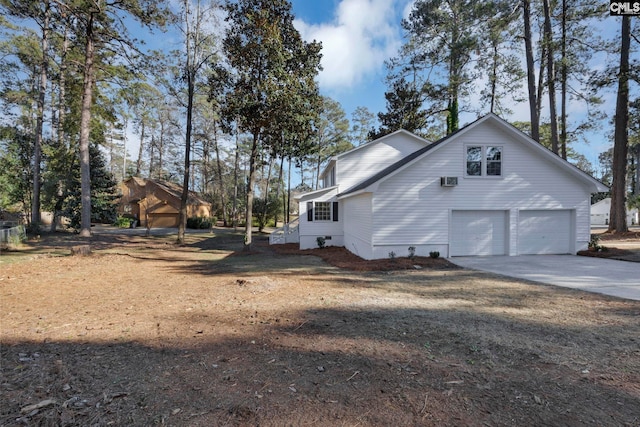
[466,145,502,177]
[307,201,339,222]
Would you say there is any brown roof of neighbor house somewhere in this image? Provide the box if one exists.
[124,177,211,206]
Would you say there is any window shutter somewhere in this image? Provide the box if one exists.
[333,202,339,221]
[307,201,313,222]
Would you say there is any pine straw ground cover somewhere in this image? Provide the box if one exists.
[578,231,640,262]
[1,228,639,426]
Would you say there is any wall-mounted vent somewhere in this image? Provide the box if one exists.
[440,176,458,187]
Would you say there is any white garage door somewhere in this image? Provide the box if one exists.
[451,211,507,256]
[518,210,572,255]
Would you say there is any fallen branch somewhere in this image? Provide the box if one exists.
[21,399,57,414]
[420,394,429,414]
[293,320,308,331]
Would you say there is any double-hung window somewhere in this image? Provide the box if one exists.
[466,146,502,177]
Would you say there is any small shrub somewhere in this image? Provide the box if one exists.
[316,236,326,249]
[588,234,606,252]
[114,216,132,228]
[429,251,440,259]
[388,251,396,260]
[408,246,416,259]
[187,216,214,229]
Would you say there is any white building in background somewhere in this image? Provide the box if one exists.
[591,198,639,226]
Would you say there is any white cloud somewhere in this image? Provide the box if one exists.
[402,0,415,20]
[294,0,406,90]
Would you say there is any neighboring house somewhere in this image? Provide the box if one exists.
[271,114,608,259]
[591,198,639,226]
[119,177,211,228]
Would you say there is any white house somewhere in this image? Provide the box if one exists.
[591,198,639,226]
[270,114,608,259]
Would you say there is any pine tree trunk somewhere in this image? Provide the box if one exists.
[259,156,273,231]
[523,0,539,141]
[136,121,145,177]
[542,0,559,154]
[560,0,568,159]
[158,127,164,177]
[79,14,95,237]
[633,143,640,196]
[177,70,194,244]
[287,157,293,224]
[213,121,228,226]
[148,135,155,177]
[51,21,69,233]
[536,42,545,119]
[274,156,284,227]
[490,42,498,113]
[447,25,459,135]
[32,1,50,231]
[315,150,322,190]
[232,124,239,229]
[608,16,630,234]
[244,132,260,250]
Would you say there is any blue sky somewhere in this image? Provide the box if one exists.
[285,0,634,173]
[290,0,409,121]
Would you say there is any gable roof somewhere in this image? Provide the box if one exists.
[338,113,608,198]
[319,129,432,180]
[123,177,210,206]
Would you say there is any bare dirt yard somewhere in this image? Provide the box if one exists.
[1,227,639,426]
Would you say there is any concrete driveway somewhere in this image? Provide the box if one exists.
[450,255,640,301]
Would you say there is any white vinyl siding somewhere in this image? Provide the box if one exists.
[370,119,593,256]
[518,210,572,254]
[336,132,427,192]
[451,210,507,256]
[343,194,373,260]
[298,188,342,250]
[322,166,336,188]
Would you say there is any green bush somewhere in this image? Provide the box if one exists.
[588,234,607,252]
[316,236,326,249]
[187,216,215,229]
[114,216,132,228]
[408,246,416,259]
[429,251,440,259]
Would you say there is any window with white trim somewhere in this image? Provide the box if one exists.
[306,201,339,222]
[466,145,502,177]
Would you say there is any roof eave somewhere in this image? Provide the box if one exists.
[296,186,339,201]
